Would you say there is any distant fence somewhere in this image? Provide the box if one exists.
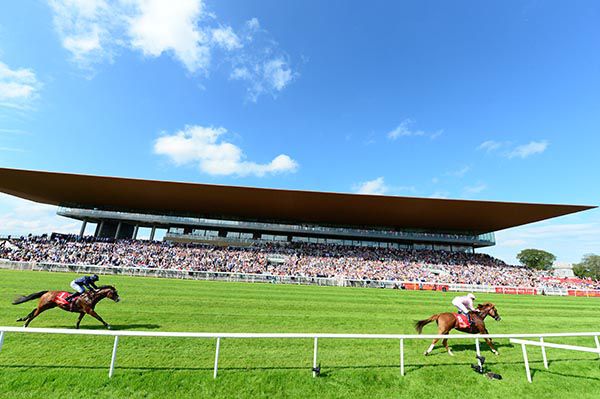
[1,327,600,380]
[1,259,598,297]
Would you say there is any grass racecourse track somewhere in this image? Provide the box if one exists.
[2,270,600,398]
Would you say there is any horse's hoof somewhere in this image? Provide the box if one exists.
[106,325,112,330]
[423,351,429,356]
[448,351,454,356]
[493,351,499,356]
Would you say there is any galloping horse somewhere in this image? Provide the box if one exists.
[415,302,501,356]
[13,285,120,329]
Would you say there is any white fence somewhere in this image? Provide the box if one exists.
[0,259,590,297]
[1,327,600,379]
[510,337,600,383]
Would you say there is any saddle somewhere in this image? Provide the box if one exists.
[454,313,471,329]
[55,291,72,306]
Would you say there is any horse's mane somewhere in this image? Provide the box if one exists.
[477,302,495,309]
[97,285,116,290]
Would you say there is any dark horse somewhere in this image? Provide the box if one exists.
[414,302,501,356]
[12,285,120,329]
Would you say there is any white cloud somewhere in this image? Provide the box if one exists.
[464,183,487,194]
[499,239,527,247]
[47,0,122,67]
[46,2,297,100]
[128,0,210,73]
[429,191,449,199]
[477,140,504,152]
[245,17,260,31]
[482,217,600,265]
[445,165,470,178]
[231,55,296,102]
[354,177,388,195]
[387,119,442,140]
[477,139,549,159]
[264,59,293,91]
[0,194,79,236]
[507,140,549,159]
[153,125,298,177]
[211,26,242,51]
[0,61,41,108]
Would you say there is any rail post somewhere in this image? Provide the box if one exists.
[540,337,548,369]
[521,343,532,383]
[594,335,600,359]
[0,330,4,353]
[475,338,481,357]
[313,337,318,378]
[214,337,221,379]
[109,336,119,378]
[400,339,404,376]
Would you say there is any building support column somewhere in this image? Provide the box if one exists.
[79,220,87,238]
[150,226,156,241]
[114,222,122,240]
[133,225,139,240]
[95,221,105,238]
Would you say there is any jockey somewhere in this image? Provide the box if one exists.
[66,274,99,302]
[452,293,478,324]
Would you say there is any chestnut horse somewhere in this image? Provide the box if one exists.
[13,285,120,329]
[415,302,501,356]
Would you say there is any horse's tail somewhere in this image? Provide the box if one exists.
[12,291,47,305]
[415,314,440,334]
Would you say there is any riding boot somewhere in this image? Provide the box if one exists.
[66,293,81,302]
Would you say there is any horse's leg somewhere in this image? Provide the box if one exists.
[17,308,36,322]
[85,309,111,329]
[75,312,85,329]
[24,303,56,327]
[425,319,446,356]
[424,338,439,356]
[443,338,454,356]
[483,328,499,355]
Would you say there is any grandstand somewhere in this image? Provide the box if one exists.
[0,167,594,252]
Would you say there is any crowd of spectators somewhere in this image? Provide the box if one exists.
[0,234,595,290]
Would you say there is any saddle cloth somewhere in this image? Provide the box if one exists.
[55,291,71,306]
[454,313,470,329]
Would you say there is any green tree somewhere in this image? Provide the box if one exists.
[573,254,600,280]
[516,249,556,270]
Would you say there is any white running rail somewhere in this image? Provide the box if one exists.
[1,327,599,379]
[510,337,600,383]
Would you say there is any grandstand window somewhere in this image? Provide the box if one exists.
[414,243,432,250]
[434,245,451,251]
[226,232,241,238]
[169,227,184,234]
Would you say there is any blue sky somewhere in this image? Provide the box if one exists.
[0,1,598,264]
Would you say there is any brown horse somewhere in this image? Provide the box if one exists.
[415,302,501,356]
[12,285,120,329]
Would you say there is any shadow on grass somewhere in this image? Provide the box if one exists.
[46,324,161,330]
[422,341,514,356]
[0,357,596,378]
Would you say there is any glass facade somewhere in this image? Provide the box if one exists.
[58,206,496,250]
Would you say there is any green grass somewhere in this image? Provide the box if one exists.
[1,269,600,398]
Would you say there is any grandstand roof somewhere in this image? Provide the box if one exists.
[0,167,595,234]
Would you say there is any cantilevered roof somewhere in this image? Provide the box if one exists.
[0,168,595,234]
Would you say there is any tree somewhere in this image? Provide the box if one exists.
[516,249,556,270]
[573,254,600,280]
